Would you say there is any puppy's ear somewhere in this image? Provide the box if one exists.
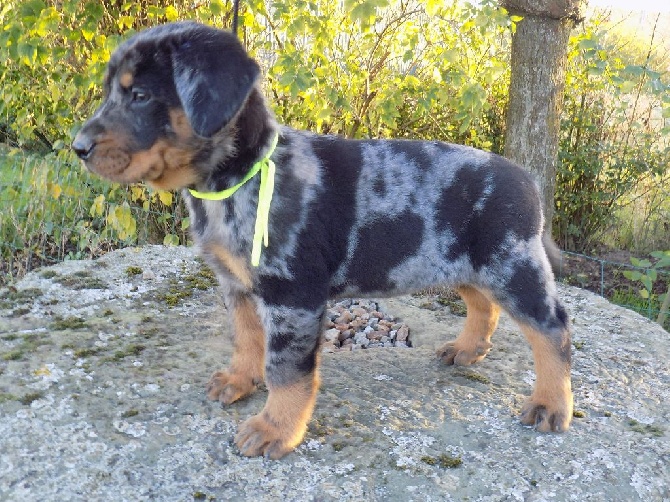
[171,27,260,137]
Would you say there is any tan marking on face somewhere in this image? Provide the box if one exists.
[81,133,132,180]
[82,105,200,188]
[147,167,199,191]
[169,108,194,140]
[119,71,133,88]
[144,109,199,189]
[124,134,198,189]
[206,243,252,289]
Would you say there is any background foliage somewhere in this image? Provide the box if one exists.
[1,1,669,302]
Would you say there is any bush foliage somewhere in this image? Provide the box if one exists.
[0,0,668,283]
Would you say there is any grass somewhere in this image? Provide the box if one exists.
[51,316,89,331]
[610,288,667,330]
[0,148,104,284]
[421,454,462,468]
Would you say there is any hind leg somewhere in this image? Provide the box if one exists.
[437,285,500,366]
[494,250,573,432]
[518,322,573,432]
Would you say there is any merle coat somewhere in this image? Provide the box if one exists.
[73,22,573,459]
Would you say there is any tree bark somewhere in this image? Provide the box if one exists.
[501,0,584,230]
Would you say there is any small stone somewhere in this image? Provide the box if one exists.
[396,325,410,341]
[354,332,370,347]
[335,311,353,324]
[142,270,156,280]
[339,329,354,341]
[351,307,367,317]
[366,331,385,341]
[324,328,340,342]
[395,341,408,348]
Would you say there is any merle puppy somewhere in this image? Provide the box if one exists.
[72,22,573,459]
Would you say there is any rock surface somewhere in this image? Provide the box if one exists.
[0,245,668,501]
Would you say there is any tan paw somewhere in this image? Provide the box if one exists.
[206,370,258,405]
[436,339,492,366]
[520,394,573,432]
[235,412,305,459]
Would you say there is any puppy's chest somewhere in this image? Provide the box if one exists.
[185,191,256,255]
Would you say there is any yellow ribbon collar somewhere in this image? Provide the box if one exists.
[188,133,278,267]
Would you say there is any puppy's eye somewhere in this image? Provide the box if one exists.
[131,89,150,103]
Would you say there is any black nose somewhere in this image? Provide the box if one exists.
[72,133,96,160]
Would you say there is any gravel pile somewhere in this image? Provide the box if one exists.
[322,298,411,352]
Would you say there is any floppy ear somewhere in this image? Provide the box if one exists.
[171,27,260,137]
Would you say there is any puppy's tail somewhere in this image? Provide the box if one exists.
[542,232,563,276]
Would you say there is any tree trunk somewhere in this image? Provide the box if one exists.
[501,0,584,230]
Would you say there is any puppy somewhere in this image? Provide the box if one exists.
[72,22,573,459]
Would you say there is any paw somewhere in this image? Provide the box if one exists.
[235,412,305,459]
[520,395,573,432]
[436,339,492,366]
[206,370,258,405]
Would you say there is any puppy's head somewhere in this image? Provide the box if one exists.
[72,22,260,190]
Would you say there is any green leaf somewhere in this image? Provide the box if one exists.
[17,42,38,66]
[426,0,442,16]
[577,38,598,51]
[442,48,460,64]
[20,0,46,18]
[157,190,173,207]
[165,6,179,21]
[624,270,642,281]
[210,0,224,15]
[630,257,652,268]
[163,234,180,246]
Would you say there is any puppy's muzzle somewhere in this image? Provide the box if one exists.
[72,131,96,162]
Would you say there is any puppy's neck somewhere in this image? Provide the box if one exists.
[202,86,278,193]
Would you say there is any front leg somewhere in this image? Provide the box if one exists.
[206,293,265,404]
[235,304,323,459]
